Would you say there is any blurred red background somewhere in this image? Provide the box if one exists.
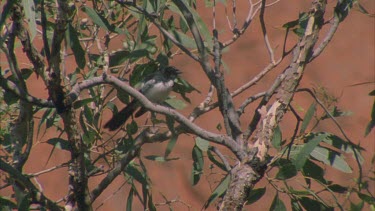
[1,1,374,210]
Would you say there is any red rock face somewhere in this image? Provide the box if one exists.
[1,1,373,210]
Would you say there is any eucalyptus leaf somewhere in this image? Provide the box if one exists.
[310,146,352,173]
[270,193,286,211]
[293,133,328,170]
[204,174,230,209]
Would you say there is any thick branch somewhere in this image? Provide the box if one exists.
[220,1,327,209]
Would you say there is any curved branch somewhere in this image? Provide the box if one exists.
[64,74,244,159]
[309,15,340,61]
[0,76,53,107]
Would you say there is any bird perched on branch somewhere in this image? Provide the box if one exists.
[104,66,181,131]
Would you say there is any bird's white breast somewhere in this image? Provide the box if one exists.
[143,80,174,103]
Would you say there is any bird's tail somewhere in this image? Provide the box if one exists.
[104,100,138,131]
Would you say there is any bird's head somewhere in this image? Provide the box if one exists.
[162,66,181,79]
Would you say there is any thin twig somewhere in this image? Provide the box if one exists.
[259,0,276,64]
[27,162,70,177]
[237,92,267,114]
[210,146,232,171]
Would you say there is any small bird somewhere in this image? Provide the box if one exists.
[104,66,181,131]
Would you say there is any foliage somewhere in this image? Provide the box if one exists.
[0,0,373,210]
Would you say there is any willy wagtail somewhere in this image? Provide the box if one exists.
[104,66,181,131]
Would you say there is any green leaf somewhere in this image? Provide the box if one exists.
[73,97,95,109]
[126,187,134,211]
[365,119,375,137]
[327,184,348,193]
[109,49,149,67]
[130,63,159,87]
[272,126,282,149]
[288,188,310,196]
[126,121,138,135]
[300,103,316,135]
[365,98,375,136]
[169,0,212,48]
[37,108,55,137]
[82,6,115,32]
[191,145,204,185]
[3,88,19,105]
[46,138,70,151]
[169,29,197,49]
[357,192,375,205]
[275,160,297,180]
[125,164,148,185]
[204,174,230,209]
[14,185,30,211]
[66,23,86,69]
[350,201,364,211]
[299,197,333,211]
[246,187,266,204]
[270,193,287,211]
[0,2,15,34]
[20,68,33,80]
[165,98,186,110]
[173,77,199,103]
[195,137,209,152]
[293,133,328,170]
[164,134,178,157]
[0,197,16,209]
[283,19,299,29]
[22,0,36,41]
[302,159,327,185]
[322,134,364,164]
[291,198,303,211]
[321,106,353,120]
[310,146,352,173]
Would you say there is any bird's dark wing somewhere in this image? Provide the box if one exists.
[104,100,138,131]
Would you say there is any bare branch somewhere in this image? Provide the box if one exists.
[237,92,267,115]
[259,0,276,64]
[210,146,232,171]
[310,15,340,61]
[0,75,53,107]
[222,0,256,48]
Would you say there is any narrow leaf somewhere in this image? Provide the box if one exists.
[191,146,204,185]
[270,193,287,211]
[300,103,316,135]
[165,134,178,157]
[293,133,328,170]
[271,126,282,149]
[195,137,209,152]
[82,6,111,31]
[246,187,266,204]
[204,174,230,209]
[46,138,70,151]
[67,23,86,69]
[275,162,297,180]
[126,188,134,211]
[310,146,352,173]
